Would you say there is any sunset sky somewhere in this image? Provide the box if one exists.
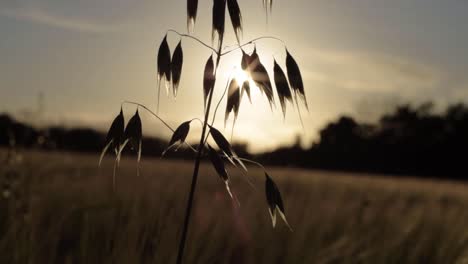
[1,0,468,152]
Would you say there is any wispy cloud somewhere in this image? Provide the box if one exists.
[0,6,121,33]
[303,49,443,95]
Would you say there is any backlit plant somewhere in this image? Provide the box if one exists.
[99,0,308,262]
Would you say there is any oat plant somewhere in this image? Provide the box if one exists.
[99,0,308,262]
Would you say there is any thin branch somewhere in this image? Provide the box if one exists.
[167,29,219,55]
[176,44,223,264]
[122,101,174,132]
[202,67,236,146]
[189,118,204,126]
[220,36,286,56]
[238,157,267,171]
[210,69,235,126]
[203,67,235,144]
[203,56,228,146]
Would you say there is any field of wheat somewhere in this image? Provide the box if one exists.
[2,149,468,263]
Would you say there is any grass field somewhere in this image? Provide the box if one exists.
[2,149,468,263]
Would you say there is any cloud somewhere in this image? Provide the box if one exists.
[303,48,443,95]
[0,5,122,33]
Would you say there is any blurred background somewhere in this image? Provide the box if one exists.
[1,0,467,179]
[1,1,468,263]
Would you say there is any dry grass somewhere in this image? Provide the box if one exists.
[2,149,468,263]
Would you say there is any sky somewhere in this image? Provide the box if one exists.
[1,0,468,152]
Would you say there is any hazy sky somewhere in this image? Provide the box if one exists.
[1,0,468,152]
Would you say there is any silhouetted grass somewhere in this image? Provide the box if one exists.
[2,149,468,263]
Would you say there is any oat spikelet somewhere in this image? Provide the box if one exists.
[203,55,215,109]
[187,0,198,33]
[99,108,124,167]
[163,121,191,156]
[251,59,274,108]
[273,59,293,118]
[171,41,183,97]
[120,109,143,176]
[241,80,252,104]
[207,144,235,200]
[209,125,247,170]
[286,48,308,110]
[227,0,243,43]
[156,35,171,112]
[265,172,292,230]
[212,0,226,52]
[225,78,240,127]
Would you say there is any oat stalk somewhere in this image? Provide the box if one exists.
[176,47,222,264]
[101,2,306,263]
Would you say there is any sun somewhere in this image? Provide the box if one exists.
[229,66,265,104]
[232,66,249,85]
[219,59,264,105]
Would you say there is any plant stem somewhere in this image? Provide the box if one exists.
[220,36,285,56]
[122,101,174,132]
[176,51,222,264]
[168,29,219,55]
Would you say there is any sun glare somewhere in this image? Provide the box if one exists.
[228,66,266,105]
[232,67,249,85]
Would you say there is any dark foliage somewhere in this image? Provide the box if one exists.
[0,114,38,147]
[258,102,468,179]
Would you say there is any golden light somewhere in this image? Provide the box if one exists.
[232,66,249,85]
[230,66,264,105]
[214,54,298,152]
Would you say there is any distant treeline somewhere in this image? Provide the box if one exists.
[0,114,194,160]
[257,102,468,179]
[1,102,467,179]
